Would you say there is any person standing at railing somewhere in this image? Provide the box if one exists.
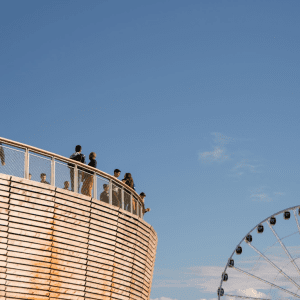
[81,152,97,197]
[140,192,150,214]
[0,143,5,166]
[40,173,50,184]
[100,184,109,203]
[69,145,86,192]
[112,169,122,207]
[63,181,70,190]
[122,173,135,211]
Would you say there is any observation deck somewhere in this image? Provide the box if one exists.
[0,137,157,300]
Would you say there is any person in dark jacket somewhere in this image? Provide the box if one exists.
[122,173,135,211]
[81,152,97,197]
[100,184,109,203]
[69,145,86,192]
[0,143,5,166]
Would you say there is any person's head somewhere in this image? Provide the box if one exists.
[75,145,82,153]
[29,173,32,180]
[103,184,109,192]
[140,192,146,200]
[124,173,132,179]
[89,152,96,160]
[40,173,46,182]
[64,181,70,189]
[114,169,121,178]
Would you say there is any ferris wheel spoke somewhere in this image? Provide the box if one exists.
[293,210,300,236]
[233,266,300,298]
[247,242,300,290]
[267,220,300,276]
[223,294,270,300]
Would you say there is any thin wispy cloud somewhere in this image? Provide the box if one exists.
[199,133,234,163]
[231,159,259,176]
[249,187,285,202]
[250,187,272,202]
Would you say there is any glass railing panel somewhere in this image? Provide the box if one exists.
[97,175,109,204]
[112,182,122,208]
[29,152,51,185]
[124,189,131,213]
[132,197,137,215]
[80,170,94,197]
[55,160,74,191]
[0,144,25,178]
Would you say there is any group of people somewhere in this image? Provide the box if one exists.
[69,145,150,215]
[0,142,150,215]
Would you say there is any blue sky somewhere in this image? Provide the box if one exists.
[1,1,300,299]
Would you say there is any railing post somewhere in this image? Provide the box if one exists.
[130,193,133,214]
[109,180,112,205]
[121,187,124,210]
[24,148,29,179]
[93,173,97,199]
[51,157,55,186]
[74,165,78,193]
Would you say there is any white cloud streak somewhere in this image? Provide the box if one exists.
[199,133,234,163]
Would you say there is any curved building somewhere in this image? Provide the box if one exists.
[0,137,157,300]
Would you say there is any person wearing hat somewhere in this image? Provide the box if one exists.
[100,184,109,203]
[140,192,150,214]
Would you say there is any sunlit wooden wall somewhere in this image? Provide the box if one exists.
[0,173,157,300]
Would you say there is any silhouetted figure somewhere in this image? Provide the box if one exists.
[69,145,86,192]
[81,152,97,197]
[140,192,150,215]
[122,173,135,211]
[112,169,122,207]
[100,184,109,203]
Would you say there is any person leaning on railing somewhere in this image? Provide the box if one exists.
[81,152,97,197]
[140,192,150,214]
[0,143,5,166]
[69,145,86,192]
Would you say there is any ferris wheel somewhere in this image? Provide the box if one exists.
[218,205,300,300]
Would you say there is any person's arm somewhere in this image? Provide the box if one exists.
[0,146,5,165]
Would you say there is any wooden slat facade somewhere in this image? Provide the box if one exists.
[0,174,157,300]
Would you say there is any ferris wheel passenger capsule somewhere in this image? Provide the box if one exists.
[270,217,276,225]
[236,246,242,255]
[284,211,290,220]
[257,224,264,233]
[245,234,252,243]
[298,208,300,216]
[228,259,234,267]
[217,287,224,296]
[222,272,228,281]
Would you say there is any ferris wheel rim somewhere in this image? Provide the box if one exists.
[218,204,300,299]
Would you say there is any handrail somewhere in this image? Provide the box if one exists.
[0,136,144,217]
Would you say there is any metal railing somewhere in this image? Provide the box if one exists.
[0,137,144,219]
